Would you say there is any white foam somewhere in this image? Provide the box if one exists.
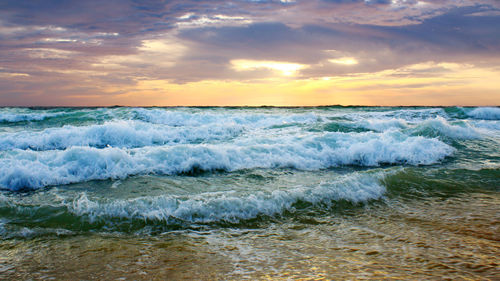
[357,118,408,132]
[0,120,244,150]
[340,108,447,122]
[352,116,482,140]
[410,117,481,139]
[3,110,477,154]
[470,120,500,137]
[0,111,65,122]
[467,107,500,120]
[133,108,320,127]
[70,172,387,223]
[0,131,454,190]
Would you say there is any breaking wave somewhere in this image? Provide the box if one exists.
[70,171,387,224]
[467,107,500,120]
[0,131,454,190]
[0,120,243,151]
[0,171,388,233]
[2,106,499,191]
[0,111,66,123]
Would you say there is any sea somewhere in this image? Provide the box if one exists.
[0,106,499,279]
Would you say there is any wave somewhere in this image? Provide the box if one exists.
[2,109,489,154]
[409,117,481,139]
[0,171,388,234]
[470,120,500,136]
[340,108,447,122]
[0,120,244,151]
[1,116,483,152]
[2,167,498,237]
[0,111,66,123]
[132,108,321,127]
[0,131,454,190]
[347,117,481,139]
[70,171,386,224]
[467,107,500,120]
[356,119,408,132]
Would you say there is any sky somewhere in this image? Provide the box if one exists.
[0,0,499,106]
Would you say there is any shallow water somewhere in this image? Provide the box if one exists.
[0,106,499,279]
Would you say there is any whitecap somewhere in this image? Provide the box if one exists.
[467,107,500,120]
[69,171,388,224]
[0,131,454,190]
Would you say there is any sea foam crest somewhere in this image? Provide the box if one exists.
[0,111,66,123]
[342,108,447,122]
[467,107,500,120]
[0,131,454,190]
[70,172,387,224]
[133,108,320,127]
[469,120,500,137]
[409,117,481,139]
[357,119,408,132]
[0,120,244,151]
[343,117,480,139]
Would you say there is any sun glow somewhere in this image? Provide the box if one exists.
[96,61,500,107]
[328,57,358,65]
[231,59,308,76]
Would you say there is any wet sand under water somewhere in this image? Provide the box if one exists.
[1,191,498,280]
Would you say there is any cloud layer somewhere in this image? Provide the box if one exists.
[0,0,499,105]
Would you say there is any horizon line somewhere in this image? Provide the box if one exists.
[1,105,499,109]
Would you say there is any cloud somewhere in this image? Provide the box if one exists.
[176,4,500,80]
[0,0,499,105]
[231,59,308,76]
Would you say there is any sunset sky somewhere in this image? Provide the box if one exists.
[1,0,499,106]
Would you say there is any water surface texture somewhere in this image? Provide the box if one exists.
[1,106,499,279]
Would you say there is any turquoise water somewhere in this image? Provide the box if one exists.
[0,106,499,279]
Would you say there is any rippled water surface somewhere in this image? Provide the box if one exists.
[0,106,499,279]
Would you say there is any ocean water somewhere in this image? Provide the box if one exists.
[0,106,499,279]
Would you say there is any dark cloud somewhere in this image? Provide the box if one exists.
[171,4,500,81]
[391,5,500,53]
[321,0,391,4]
[0,0,174,34]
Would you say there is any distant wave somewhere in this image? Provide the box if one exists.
[132,107,321,127]
[408,117,481,139]
[0,120,244,151]
[0,111,66,123]
[354,117,480,139]
[467,107,500,120]
[0,115,486,152]
[340,108,447,122]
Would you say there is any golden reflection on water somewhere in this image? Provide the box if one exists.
[0,234,231,280]
[1,192,499,280]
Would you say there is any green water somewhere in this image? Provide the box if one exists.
[0,106,498,279]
